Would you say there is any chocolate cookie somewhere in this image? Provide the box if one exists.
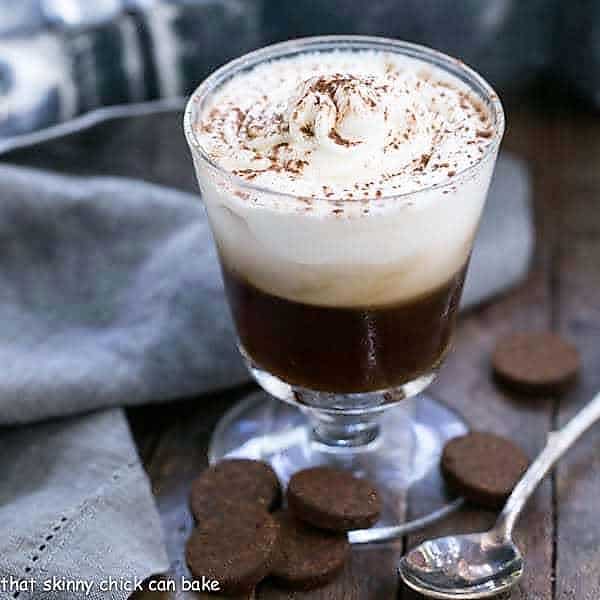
[190,459,281,522]
[287,467,381,532]
[492,332,580,395]
[441,432,529,509]
[185,503,279,595]
[270,511,349,590]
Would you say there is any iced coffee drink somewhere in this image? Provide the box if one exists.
[185,37,504,542]
[187,44,496,394]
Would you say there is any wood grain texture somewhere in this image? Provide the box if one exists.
[258,543,401,600]
[550,113,600,600]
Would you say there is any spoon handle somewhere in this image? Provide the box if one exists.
[496,390,600,538]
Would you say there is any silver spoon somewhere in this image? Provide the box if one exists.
[399,390,600,599]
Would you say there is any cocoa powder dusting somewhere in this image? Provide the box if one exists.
[329,129,358,147]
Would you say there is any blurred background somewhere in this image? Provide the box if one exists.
[0,0,597,139]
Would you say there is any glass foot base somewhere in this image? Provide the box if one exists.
[209,391,468,544]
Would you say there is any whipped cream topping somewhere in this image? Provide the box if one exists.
[188,48,502,307]
[195,50,494,202]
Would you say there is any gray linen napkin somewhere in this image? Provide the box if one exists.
[0,149,531,598]
[0,410,168,600]
[0,166,247,426]
[0,165,247,599]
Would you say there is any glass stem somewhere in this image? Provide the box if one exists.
[308,410,381,448]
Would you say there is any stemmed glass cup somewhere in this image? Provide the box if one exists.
[184,36,504,542]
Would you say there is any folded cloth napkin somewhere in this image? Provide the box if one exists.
[0,167,247,426]
[0,410,168,600]
[0,106,532,598]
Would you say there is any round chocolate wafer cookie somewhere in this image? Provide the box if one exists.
[270,511,349,590]
[492,331,580,395]
[441,432,529,509]
[185,502,279,595]
[287,467,381,532]
[190,459,281,522]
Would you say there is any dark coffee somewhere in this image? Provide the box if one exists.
[222,264,468,393]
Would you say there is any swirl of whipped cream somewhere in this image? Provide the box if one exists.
[198,52,494,196]
[287,74,390,177]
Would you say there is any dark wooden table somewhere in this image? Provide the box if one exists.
[128,102,600,599]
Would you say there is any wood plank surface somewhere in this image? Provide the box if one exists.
[129,103,600,599]
[550,113,600,600]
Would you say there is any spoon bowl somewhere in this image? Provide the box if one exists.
[399,532,523,599]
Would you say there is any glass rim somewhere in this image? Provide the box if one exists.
[184,35,505,206]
